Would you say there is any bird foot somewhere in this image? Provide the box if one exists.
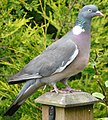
[50,88,81,94]
[50,89,67,94]
[50,85,81,94]
[62,87,81,93]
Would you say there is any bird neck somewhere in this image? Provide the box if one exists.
[75,17,91,31]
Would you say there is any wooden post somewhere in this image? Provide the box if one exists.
[35,92,99,120]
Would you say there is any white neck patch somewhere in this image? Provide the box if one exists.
[72,25,85,35]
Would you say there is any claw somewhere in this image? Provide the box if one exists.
[50,84,67,93]
[62,87,81,93]
[50,83,81,93]
[50,89,67,94]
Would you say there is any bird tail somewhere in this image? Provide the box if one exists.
[4,101,21,116]
[4,79,44,116]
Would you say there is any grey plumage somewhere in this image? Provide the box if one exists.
[4,5,103,116]
[9,38,78,83]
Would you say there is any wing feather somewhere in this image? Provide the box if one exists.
[9,39,79,84]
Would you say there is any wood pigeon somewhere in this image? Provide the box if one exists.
[4,5,103,116]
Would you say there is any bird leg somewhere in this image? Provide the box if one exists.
[50,83,67,93]
[61,79,81,92]
[62,86,81,92]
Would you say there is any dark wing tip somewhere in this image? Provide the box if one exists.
[4,104,21,116]
[8,79,27,84]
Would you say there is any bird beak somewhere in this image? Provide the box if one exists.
[96,11,104,16]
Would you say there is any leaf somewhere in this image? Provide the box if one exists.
[92,92,105,100]
[95,118,108,120]
[105,81,108,87]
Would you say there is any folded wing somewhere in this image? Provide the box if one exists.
[9,39,79,84]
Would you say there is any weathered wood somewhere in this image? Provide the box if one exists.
[42,105,49,120]
[35,92,99,120]
[41,105,93,120]
[55,105,93,120]
[35,92,98,107]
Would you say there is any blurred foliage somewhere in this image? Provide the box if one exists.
[0,0,108,119]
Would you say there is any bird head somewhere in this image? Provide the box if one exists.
[74,5,104,31]
[78,5,104,19]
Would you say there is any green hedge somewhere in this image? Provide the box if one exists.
[0,0,108,119]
